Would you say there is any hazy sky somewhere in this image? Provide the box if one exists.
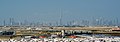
[0,0,120,24]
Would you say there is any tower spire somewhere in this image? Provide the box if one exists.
[59,9,63,26]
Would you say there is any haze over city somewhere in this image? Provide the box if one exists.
[0,0,120,26]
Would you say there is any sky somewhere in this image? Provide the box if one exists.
[0,0,120,25]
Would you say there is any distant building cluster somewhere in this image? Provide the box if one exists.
[0,18,120,27]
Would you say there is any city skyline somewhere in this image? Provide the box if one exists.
[0,17,119,26]
[0,0,120,26]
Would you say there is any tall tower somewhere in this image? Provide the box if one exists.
[9,18,15,26]
[92,17,95,26]
[3,20,6,26]
[116,18,118,26]
[10,18,12,26]
[59,9,63,26]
